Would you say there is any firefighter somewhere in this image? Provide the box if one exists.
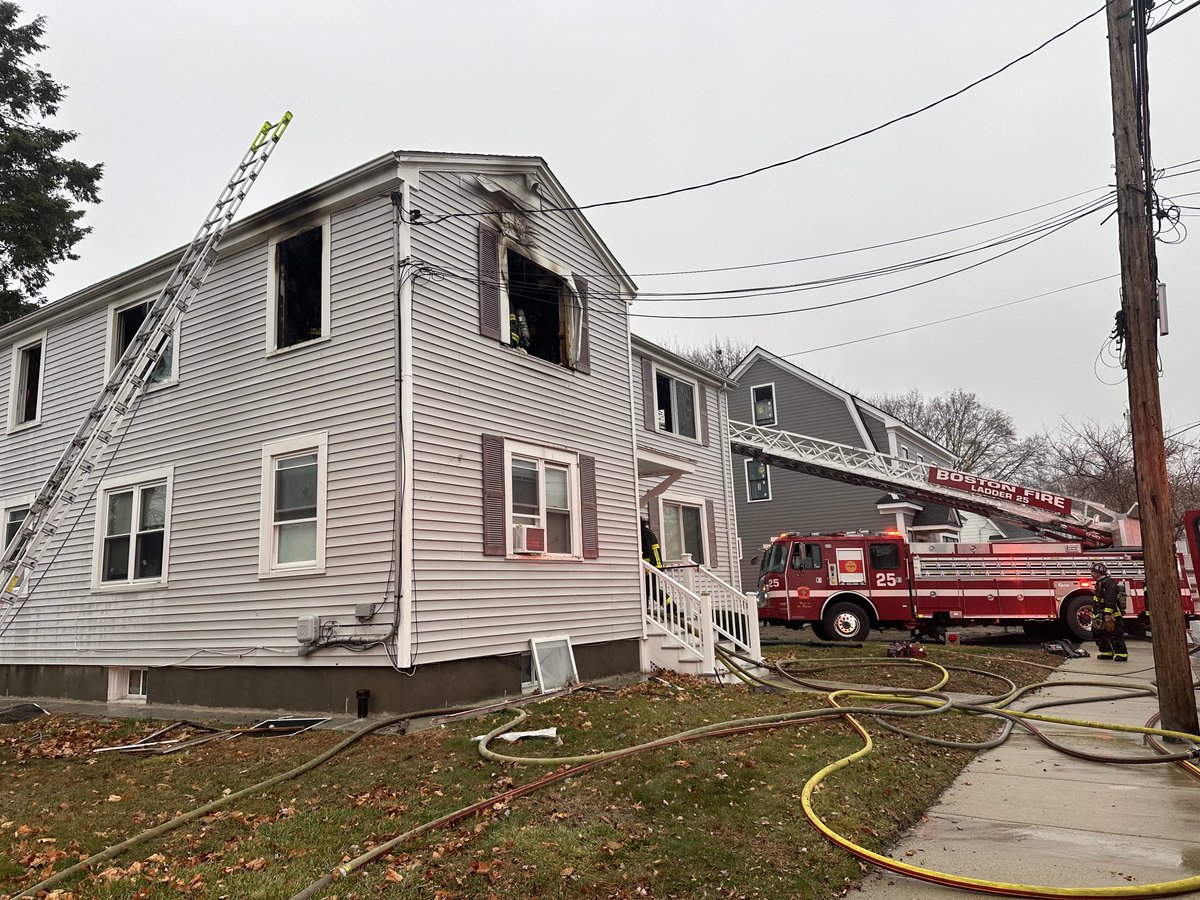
[1089,562,1128,661]
[640,518,667,609]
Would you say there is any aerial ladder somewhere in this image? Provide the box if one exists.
[729,421,1122,547]
[0,113,293,615]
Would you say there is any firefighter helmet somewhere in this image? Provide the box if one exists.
[1090,561,1109,577]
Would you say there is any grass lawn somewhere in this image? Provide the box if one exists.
[0,643,1059,899]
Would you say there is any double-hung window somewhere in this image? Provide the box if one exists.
[508,443,578,556]
[4,504,29,551]
[260,433,328,576]
[110,300,177,386]
[8,332,46,430]
[268,218,331,352]
[655,369,698,439]
[745,459,771,502]
[660,500,706,565]
[751,384,776,426]
[92,468,173,588]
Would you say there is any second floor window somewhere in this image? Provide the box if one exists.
[752,384,776,426]
[114,302,174,385]
[746,459,771,501]
[270,220,331,352]
[655,371,697,439]
[10,336,44,427]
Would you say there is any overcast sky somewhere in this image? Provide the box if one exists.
[30,1,1200,438]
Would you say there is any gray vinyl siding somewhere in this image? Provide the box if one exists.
[859,408,889,453]
[0,196,399,666]
[730,357,889,586]
[408,170,641,665]
[631,351,738,588]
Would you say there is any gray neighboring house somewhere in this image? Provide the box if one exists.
[728,348,959,587]
[0,150,716,714]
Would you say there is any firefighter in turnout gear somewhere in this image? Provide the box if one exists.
[1089,562,1128,661]
[640,518,669,609]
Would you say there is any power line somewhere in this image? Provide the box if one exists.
[418,4,1106,225]
[631,187,1113,277]
[776,274,1118,357]
[1147,0,1200,32]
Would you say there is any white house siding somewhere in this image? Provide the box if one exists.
[406,169,641,666]
[0,195,399,668]
[631,350,739,588]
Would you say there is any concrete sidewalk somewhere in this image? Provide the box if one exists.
[856,640,1200,898]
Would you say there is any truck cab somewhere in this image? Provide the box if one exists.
[757,532,913,641]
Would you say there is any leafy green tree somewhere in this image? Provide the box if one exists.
[0,2,102,325]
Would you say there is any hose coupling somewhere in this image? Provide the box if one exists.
[333,865,351,880]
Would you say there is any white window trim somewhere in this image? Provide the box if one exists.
[266,215,333,356]
[6,330,47,432]
[657,493,710,566]
[1,492,36,597]
[652,363,701,443]
[105,298,180,389]
[503,438,581,559]
[749,381,777,427]
[498,238,583,368]
[259,431,329,577]
[744,458,772,503]
[90,465,175,592]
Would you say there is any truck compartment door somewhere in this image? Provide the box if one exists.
[834,548,867,585]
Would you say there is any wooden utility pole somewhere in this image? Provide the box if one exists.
[1104,0,1199,737]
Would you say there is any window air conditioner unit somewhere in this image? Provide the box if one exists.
[513,524,546,554]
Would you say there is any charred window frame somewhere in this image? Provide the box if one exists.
[502,245,583,370]
[267,218,331,353]
[110,300,177,387]
[8,332,46,430]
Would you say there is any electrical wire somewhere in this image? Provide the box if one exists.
[416,5,1106,225]
[776,274,1118,358]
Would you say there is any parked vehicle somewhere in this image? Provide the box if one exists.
[756,519,1200,641]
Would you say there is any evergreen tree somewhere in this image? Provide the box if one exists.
[0,2,102,325]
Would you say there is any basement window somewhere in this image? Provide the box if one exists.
[505,249,582,368]
[269,219,331,352]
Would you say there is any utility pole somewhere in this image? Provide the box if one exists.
[1104,0,1199,736]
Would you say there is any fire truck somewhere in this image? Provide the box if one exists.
[726,421,1200,642]
[755,517,1200,642]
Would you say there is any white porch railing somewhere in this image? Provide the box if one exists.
[643,555,762,675]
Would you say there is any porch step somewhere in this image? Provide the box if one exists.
[644,631,704,676]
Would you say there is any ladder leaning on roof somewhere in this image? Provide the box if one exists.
[0,113,293,611]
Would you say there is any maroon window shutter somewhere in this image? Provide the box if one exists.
[699,385,710,446]
[478,224,502,341]
[704,499,719,569]
[641,357,655,431]
[481,434,506,556]
[573,274,591,374]
[580,454,599,559]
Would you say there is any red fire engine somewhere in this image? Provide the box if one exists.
[756,512,1200,642]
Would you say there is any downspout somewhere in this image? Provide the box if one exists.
[393,185,415,667]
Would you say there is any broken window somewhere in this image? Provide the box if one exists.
[745,459,771,502]
[114,302,174,384]
[655,371,698,439]
[275,225,326,350]
[12,337,43,426]
[506,249,582,368]
[752,384,776,426]
[101,481,168,583]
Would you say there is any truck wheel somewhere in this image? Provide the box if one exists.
[810,622,830,641]
[822,601,870,642]
[1060,594,1094,642]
